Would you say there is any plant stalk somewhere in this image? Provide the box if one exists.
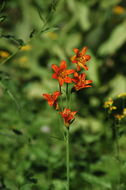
[66,127,70,190]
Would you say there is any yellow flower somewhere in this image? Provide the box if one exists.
[0,51,10,58]
[109,106,117,111]
[123,108,126,116]
[104,98,117,111]
[104,98,113,108]
[118,93,126,98]
[20,45,32,51]
[113,6,125,15]
[114,114,124,120]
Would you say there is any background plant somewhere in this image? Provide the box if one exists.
[0,0,126,190]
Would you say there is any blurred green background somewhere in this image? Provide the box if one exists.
[0,0,126,189]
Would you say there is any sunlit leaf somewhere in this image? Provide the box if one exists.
[99,21,126,55]
[82,173,111,189]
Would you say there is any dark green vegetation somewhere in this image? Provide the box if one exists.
[0,0,126,189]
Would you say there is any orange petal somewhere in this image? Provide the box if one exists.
[42,94,51,101]
[81,73,86,80]
[77,65,81,71]
[84,55,91,61]
[52,73,58,79]
[71,111,77,116]
[81,47,88,55]
[52,64,59,72]
[71,55,77,63]
[84,85,92,88]
[66,69,75,75]
[74,72,79,77]
[53,91,61,100]
[64,76,72,83]
[58,77,64,86]
[60,60,66,70]
[82,64,88,71]
[85,80,93,84]
[73,48,79,54]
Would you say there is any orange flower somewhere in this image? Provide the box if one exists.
[42,91,61,110]
[52,60,75,86]
[71,47,91,71]
[72,72,92,91]
[60,108,77,127]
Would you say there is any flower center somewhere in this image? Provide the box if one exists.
[59,70,66,78]
[77,56,86,64]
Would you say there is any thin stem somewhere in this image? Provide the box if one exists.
[59,84,63,111]
[66,127,70,190]
[66,83,69,108]
[114,123,121,190]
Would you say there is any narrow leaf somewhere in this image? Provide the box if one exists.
[0,15,6,23]
[29,29,37,38]
[0,1,5,13]
[12,129,23,135]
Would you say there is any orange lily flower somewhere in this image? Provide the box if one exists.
[52,60,75,86]
[60,108,77,127]
[71,47,91,71]
[42,91,61,110]
[72,72,92,91]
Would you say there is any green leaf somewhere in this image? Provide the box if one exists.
[4,179,17,190]
[0,15,6,23]
[87,51,100,85]
[12,129,23,135]
[20,184,33,190]
[100,0,120,8]
[40,26,59,34]
[76,2,91,31]
[0,71,10,81]
[1,34,24,46]
[0,82,21,113]
[82,173,111,189]
[98,21,126,55]
[109,74,126,97]
[0,1,5,13]
[29,29,37,38]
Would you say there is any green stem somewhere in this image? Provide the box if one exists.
[59,84,64,111]
[114,123,121,189]
[66,83,69,108]
[66,127,70,190]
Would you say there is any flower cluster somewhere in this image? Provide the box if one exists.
[104,94,126,121]
[42,47,93,127]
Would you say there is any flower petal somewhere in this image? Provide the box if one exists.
[73,48,79,54]
[84,85,92,88]
[85,80,93,84]
[81,47,88,55]
[84,55,91,61]
[77,65,81,71]
[53,91,61,100]
[64,76,72,83]
[42,94,51,101]
[66,69,75,75]
[58,77,64,86]
[52,64,59,72]
[82,64,88,71]
[81,73,86,80]
[52,73,58,79]
[60,60,66,70]
[71,55,77,63]
[74,72,79,78]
